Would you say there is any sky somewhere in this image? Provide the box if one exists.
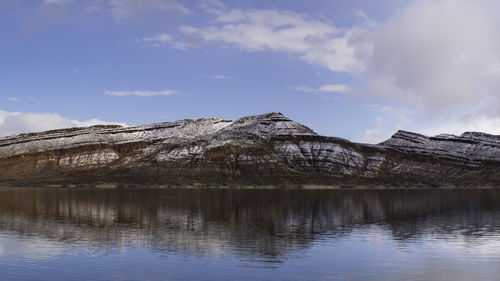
[2,0,500,143]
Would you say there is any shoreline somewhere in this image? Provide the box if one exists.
[0,183,498,190]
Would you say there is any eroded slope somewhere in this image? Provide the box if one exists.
[0,113,499,187]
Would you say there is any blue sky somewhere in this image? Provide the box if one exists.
[2,0,500,142]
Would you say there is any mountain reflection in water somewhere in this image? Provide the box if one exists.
[1,188,500,281]
[1,188,500,259]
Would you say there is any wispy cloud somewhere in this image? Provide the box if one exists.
[199,0,225,15]
[104,90,179,97]
[36,0,191,23]
[292,84,350,94]
[7,97,21,102]
[109,0,190,22]
[211,75,230,79]
[42,0,73,5]
[357,106,409,143]
[140,33,172,42]
[179,9,366,73]
[136,33,189,49]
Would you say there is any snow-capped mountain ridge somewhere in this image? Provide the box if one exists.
[0,113,498,187]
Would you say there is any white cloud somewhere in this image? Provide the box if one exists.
[179,9,364,72]
[361,117,387,144]
[0,113,74,137]
[136,33,189,49]
[104,90,179,96]
[348,0,500,141]
[355,105,411,143]
[211,75,229,79]
[140,33,172,42]
[292,84,349,101]
[199,0,225,15]
[293,84,350,94]
[318,84,350,93]
[291,86,315,93]
[357,105,500,143]
[0,110,20,125]
[360,0,500,117]
[421,116,500,137]
[70,118,127,127]
[354,10,376,29]
[0,111,127,137]
[7,97,20,102]
[109,0,190,22]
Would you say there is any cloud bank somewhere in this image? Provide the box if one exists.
[0,110,127,137]
[362,0,500,116]
[357,0,500,141]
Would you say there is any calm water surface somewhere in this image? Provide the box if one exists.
[0,187,500,281]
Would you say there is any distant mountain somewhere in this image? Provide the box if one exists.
[0,113,499,188]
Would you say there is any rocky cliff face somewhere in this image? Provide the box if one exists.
[0,113,499,187]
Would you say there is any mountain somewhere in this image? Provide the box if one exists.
[0,112,499,188]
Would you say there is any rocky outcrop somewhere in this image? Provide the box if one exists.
[0,112,499,187]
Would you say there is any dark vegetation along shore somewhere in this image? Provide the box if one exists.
[0,113,499,188]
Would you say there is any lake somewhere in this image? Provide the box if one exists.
[0,187,499,281]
